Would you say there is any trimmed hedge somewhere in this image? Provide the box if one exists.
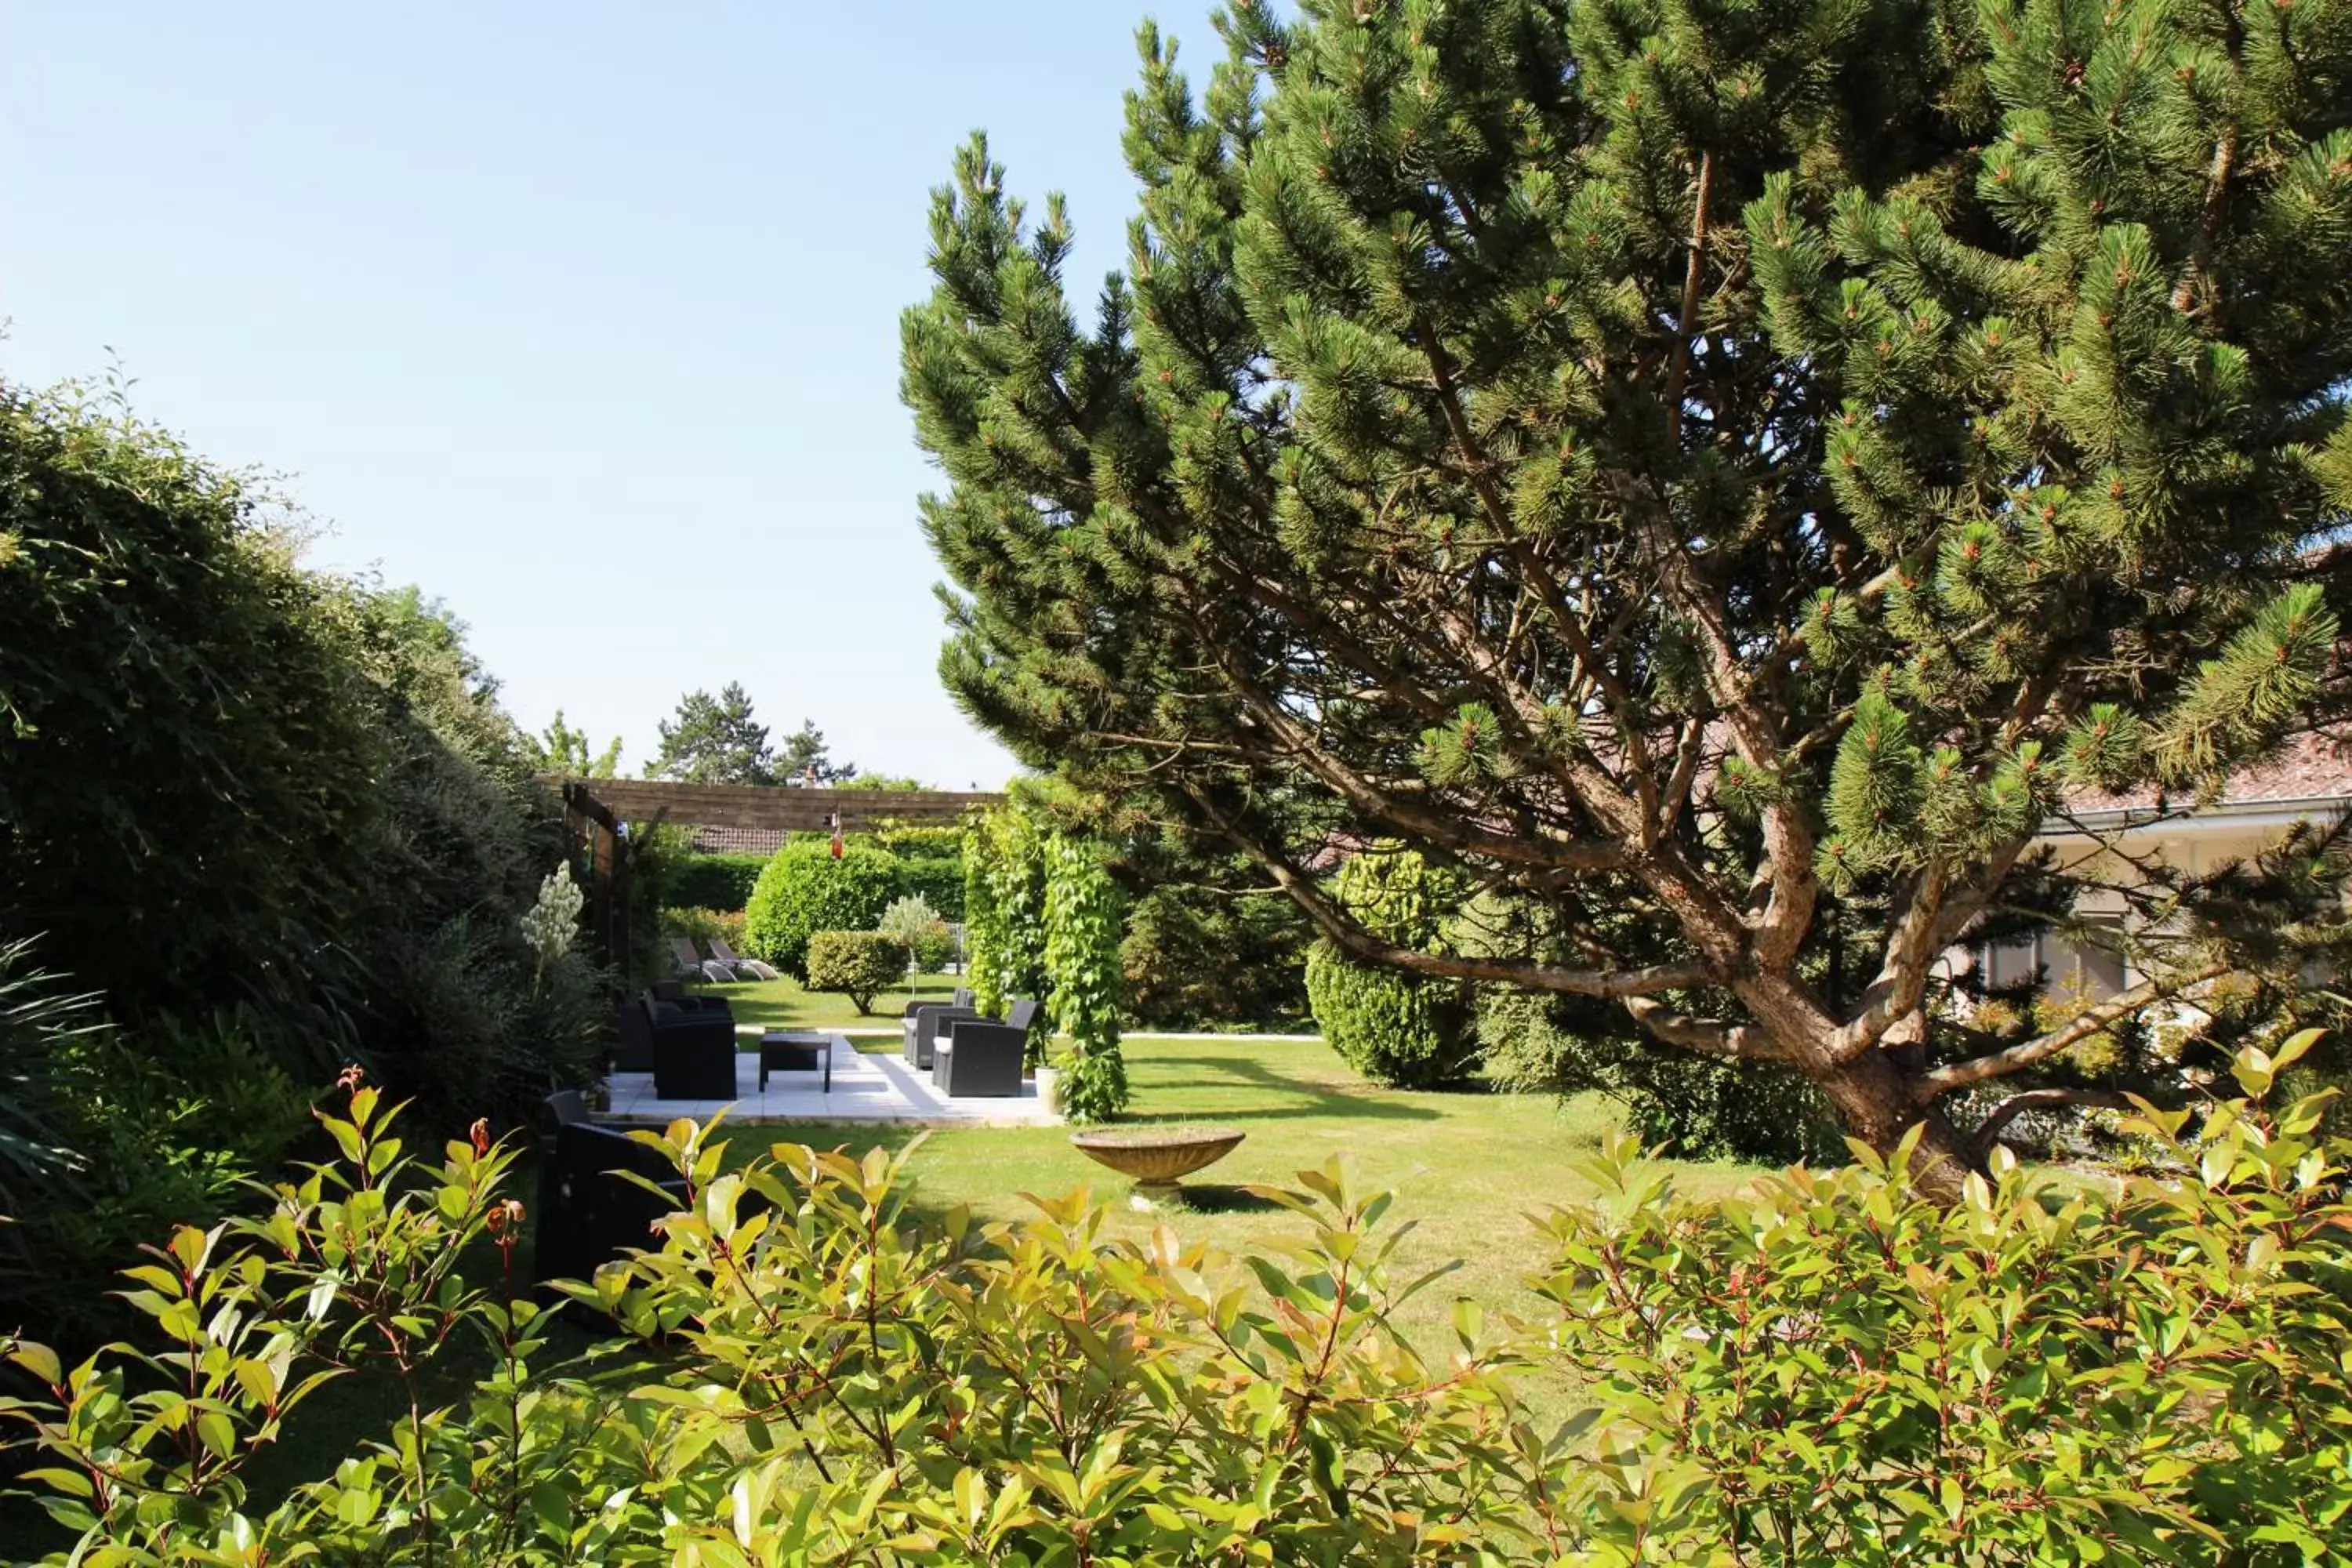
[897,854,965,921]
[670,852,768,913]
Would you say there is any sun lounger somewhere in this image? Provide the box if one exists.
[707,936,779,982]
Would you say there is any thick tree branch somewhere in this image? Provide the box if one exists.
[1969,1087,2135,1156]
[1833,863,1951,1060]
[1914,961,2233,1100]
[1623,996,1788,1062]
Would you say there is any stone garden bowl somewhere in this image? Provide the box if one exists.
[1069,1125,1246,1205]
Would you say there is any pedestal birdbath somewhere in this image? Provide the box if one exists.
[1069,1125,1246,1208]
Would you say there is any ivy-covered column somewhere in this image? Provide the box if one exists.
[964,804,1051,1018]
[960,820,1005,1015]
[1044,833,1128,1122]
[982,808,1049,1007]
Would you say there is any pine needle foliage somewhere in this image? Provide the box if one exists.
[903,0,2352,1191]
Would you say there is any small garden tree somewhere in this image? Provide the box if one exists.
[879,894,958,973]
[804,931,913,1014]
[905,0,2352,1193]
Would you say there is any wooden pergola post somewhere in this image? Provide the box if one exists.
[562,782,631,973]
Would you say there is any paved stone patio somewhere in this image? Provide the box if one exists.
[605,1034,1060,1127]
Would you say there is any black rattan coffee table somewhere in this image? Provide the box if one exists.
[757,1031,837,1092]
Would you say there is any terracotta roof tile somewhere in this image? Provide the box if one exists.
[2067,729,2352,814]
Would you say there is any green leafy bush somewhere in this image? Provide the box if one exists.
[13,1048,2352,1561]
[13,1051,2350,1563]
[6,1085,1528,1563]
[1305,848,1476,1087]
[1044,833,1128,1120]
[2,991,311,1339]
[741,842,902,978]
[802,930,913,1014]
[669,851,768,913]
[879,895,957,973]
[1527,1034,2352,1562]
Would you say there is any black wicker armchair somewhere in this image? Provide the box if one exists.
[933,997,1039,1098]
[532,1092,684,1292]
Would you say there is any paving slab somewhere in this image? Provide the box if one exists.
[605,1036,1059,1127]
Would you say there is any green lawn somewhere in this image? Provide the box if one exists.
[707,1032,1762,1405]
[691,970,964,1031]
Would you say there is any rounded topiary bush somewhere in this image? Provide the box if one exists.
[1305,848,1475,1088]
[803,930,913,1014]
[742,843,901,979]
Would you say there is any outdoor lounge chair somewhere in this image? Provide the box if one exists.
[933,997,1038,1098]
[532,1091,688,1290]
[902,1003,979,1069]
[706,937,779,982]
[671,938,739,983]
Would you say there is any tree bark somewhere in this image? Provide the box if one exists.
[1727,972,1984,1202]
[1811,1047,1980,1203]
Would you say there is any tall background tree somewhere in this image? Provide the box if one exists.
[652,681,776,783]
[524,708,622,779]
[778,717,859,783]
[903,0,2352,1192]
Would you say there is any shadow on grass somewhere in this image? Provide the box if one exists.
[1134,1054,1439,1123]
[1166,1182,1285,1216]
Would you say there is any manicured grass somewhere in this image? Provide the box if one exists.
[692,970,964,1031]
[713,1033,1764,1409]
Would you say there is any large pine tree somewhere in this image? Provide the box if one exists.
[652,681,775,785]
[902,0,2352,1192]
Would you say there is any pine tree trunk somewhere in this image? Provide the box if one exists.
[1738,975,1980,1201]
[1810,1048,1978,1204]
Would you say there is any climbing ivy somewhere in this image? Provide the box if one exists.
[1044,833,1128,1123]
[961,824,1004,1016]
[964,805,1048,1017]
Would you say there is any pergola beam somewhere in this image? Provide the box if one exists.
[547,778,1004,833]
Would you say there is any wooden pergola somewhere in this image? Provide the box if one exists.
[551,779,1004,968]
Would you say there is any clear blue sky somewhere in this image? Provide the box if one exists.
[0,2,1226,789]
